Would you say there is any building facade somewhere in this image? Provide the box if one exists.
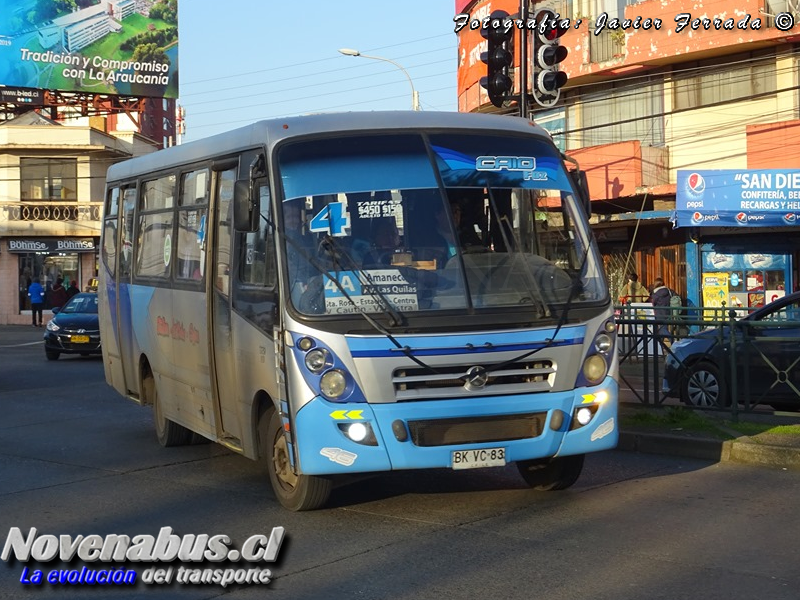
[0,111,158,325]
[456,0,800,308]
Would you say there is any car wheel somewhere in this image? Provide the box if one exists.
[261,408,332,511]
[45,350,60,361]
[682,361,729,408]
[147,374,193,447]
[516,454,585,491]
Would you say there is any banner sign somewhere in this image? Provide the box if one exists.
[674,169,800,227]
[6,238,96,253]
[0,0,178,99]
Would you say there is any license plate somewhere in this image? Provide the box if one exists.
[452,447,506,470]
[71,335,90,343]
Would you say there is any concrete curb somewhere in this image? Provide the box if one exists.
[619,430,800,470]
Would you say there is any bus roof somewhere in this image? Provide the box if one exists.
[105,111,553,182]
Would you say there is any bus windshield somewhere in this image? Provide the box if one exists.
[278,132,605,318]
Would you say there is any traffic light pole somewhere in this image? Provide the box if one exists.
[518,0,529,119]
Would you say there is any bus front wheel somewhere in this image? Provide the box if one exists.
[517,454,585,491]
[263,409,332,511]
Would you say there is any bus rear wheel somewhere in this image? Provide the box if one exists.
[148,374,193,447]
[264,409,332,511]
[516,454,585,491]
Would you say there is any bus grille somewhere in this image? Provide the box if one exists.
[392,359,554,400]
[407,413,545,447]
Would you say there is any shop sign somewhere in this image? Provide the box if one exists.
[674,169,800,227]
[6,238,96,253]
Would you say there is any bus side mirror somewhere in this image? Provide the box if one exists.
[570,169,591,217]
[233,179,258,232]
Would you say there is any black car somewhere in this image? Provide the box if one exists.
[663,291,800,410]
[43,293,101,361]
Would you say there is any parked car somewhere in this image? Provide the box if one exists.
[43,293,101,361]
[663,291,800,410]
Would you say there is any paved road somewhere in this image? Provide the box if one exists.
[1,327,799,599]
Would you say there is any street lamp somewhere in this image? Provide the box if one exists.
[338,48,421,111]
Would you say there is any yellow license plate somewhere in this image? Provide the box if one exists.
[71,335,90,343]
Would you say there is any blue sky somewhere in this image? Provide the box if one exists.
[177,1,460,141]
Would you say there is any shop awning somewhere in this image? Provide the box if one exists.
[673,169,800,228]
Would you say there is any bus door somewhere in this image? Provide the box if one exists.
[118,187,139,396]
[210,166,245,443]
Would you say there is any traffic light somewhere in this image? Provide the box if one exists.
[532,9,568,108]
[480,10,514,108]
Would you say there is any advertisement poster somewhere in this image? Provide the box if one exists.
[676,169,800,227]
[0,0,178,98]
[702,273,729,320]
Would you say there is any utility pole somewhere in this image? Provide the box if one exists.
[519,0,529,119]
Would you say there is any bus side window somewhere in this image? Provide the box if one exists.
[234,180,277,332]
[215,169,236,296]
[120,187,137,279]
[177,168,209,282]
[102,187,120,278]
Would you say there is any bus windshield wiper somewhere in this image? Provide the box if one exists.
[478,244,590,378]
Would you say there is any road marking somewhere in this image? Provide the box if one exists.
[0,341,43,348]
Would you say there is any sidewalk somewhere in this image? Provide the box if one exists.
[618,401,800,470]
[2,325,799,469]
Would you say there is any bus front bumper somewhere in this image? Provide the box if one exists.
[294,377,618,476]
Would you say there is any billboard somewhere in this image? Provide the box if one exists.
[0,0,178,99]
[675,169,800,228]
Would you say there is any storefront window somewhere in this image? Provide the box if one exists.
[18,253,79,311]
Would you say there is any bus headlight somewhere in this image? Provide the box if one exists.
[594,333,613,354]
[304,348,330,373]
[582,354,607,384]
[320,370,347,399]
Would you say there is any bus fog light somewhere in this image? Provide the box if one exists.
[305,348,329,373]
[337,421,377,445]
[582,355,607,384]
[594,333,613,354]
[320,370,347,398]
[346,422,368,442]
[576,407,593,426]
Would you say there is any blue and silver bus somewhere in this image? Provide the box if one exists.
[99,111,618,510]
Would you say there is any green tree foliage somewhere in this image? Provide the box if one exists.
[149,0,178,25]
[120,26,178,53]
[132,43,168,65]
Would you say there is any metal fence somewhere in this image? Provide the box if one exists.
[0,201,103,222]
[615,303,800,415]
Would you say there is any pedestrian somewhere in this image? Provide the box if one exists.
[28,279,45,327]
[50,277,69,310]
[650,277,677,349]
[619,273,649,304]
[66,279,80,300]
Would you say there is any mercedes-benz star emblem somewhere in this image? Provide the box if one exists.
[464,366,489,391]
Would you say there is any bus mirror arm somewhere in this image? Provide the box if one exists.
[233,179,258,232]
[562,153,591,217]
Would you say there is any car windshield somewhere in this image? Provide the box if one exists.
[277,132,605,318]
[60,294,98,314]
